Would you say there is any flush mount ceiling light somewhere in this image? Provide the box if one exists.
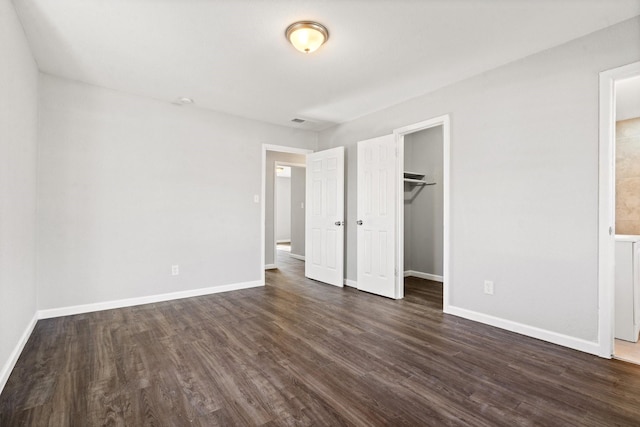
[285,21,329,54]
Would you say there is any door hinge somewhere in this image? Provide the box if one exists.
[394,267,398,277]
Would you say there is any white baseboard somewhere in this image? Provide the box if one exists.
[344,279,357,288]
[404,270,443,282]
[38,280,263,319]
[289,253,305,261]
[1,312,38,394]
[444,305,601,356]
[265,264,277,270]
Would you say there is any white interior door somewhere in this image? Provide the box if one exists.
[305,147,345,287]
[357,135,397,298]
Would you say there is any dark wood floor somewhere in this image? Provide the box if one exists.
[2,252,640,426]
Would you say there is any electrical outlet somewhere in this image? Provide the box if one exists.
[254,195,260,203]
[484,280,494,295]
[172,265,179,276]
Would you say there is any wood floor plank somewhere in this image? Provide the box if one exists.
[3,251,640,425]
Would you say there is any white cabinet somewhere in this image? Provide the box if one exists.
[615,235,640,342]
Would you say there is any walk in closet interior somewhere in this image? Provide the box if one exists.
[403,126,444,281]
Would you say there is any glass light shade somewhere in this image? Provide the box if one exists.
[285,21,329,54]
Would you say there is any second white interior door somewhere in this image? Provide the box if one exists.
[357,134,397,298]
[305,147,345,287]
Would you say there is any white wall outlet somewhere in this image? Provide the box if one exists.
[301,202,304,209]
[253,195,260,203]
[172,265,179,276]
[484,280,494,295]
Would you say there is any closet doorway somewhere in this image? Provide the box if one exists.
[395,116,451,308]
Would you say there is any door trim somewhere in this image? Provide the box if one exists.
[393,115,451,308]
[261,144,313,284]
[598,61,640,358]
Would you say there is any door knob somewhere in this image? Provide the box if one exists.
[334,221,344,226]
[357,220,363,225]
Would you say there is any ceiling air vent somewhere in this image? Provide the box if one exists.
[291,118,306,123]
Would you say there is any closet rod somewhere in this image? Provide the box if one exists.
[404,178,435,185]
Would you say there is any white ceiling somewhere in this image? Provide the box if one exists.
[13,0,640,130]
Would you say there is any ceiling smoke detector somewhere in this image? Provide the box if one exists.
[173,97,194,106]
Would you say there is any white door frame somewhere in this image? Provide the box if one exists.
[598,61,640,358]
[273,161,306,267]
[261,144,313,284]
[393,115,451,308]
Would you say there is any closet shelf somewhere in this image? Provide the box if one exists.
[403,171,435,186]
[404,171,425,180]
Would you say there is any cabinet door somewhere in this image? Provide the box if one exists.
[615,241,638,342]
[634,242,640,336]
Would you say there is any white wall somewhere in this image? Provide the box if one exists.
[403,138,413,271]
[37,74,317,310]
[616,75,640,121]
[0,0,39,389]
[318,17,640,343]
[290,166,306,257]
[275,176,291,242]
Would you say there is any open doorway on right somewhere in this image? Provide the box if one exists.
[613,75,640,365]
[403,125,444,307]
